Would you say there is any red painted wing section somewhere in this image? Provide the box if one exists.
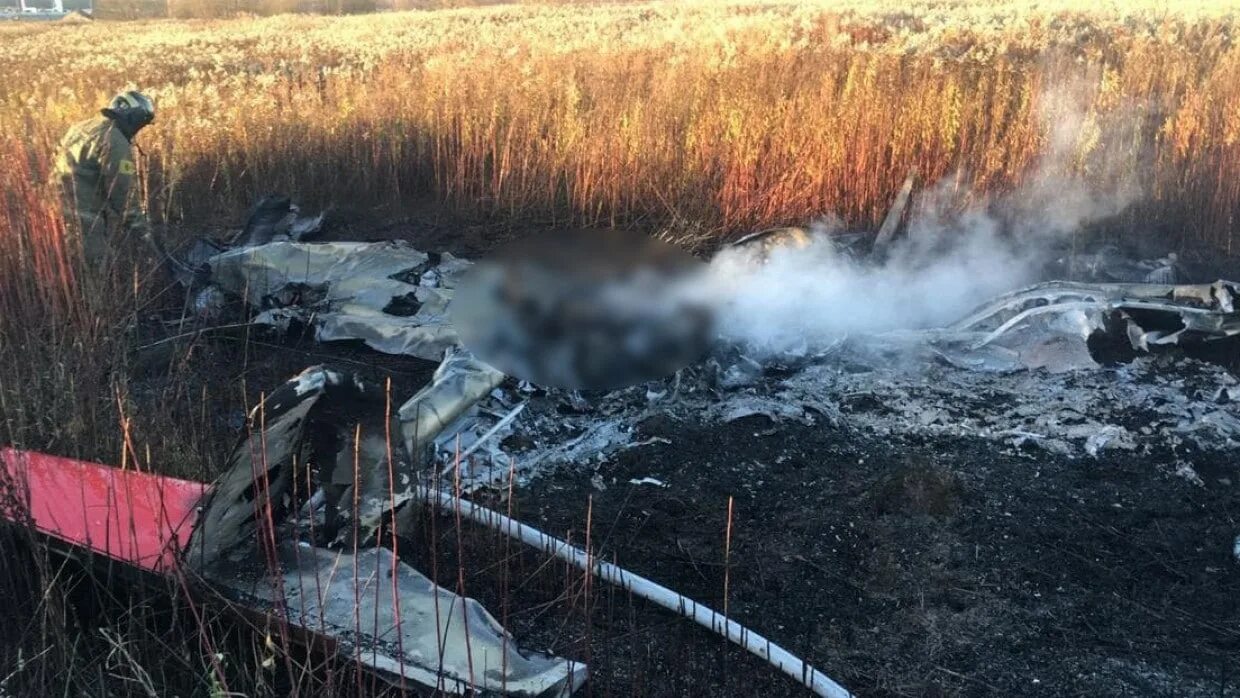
[0,448,207,572]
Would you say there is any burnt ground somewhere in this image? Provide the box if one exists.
[492,414,1240,697]
[139,329,1239,696]
[109,214,1240,696]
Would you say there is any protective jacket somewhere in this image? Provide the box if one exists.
[52,116,150,263]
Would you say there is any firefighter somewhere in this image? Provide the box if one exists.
[52,90,156,267]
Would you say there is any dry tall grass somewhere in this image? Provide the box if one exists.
[1,0,1238,248]
[0,140,226,473]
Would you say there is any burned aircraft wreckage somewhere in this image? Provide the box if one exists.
[174,201,1240,696]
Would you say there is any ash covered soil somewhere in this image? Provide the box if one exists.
[505,412,1239,697]
[150,212,1240,696]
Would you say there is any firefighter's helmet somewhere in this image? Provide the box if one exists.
[105,90,156,126]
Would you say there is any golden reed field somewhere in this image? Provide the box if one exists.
[1,0,1239,249]
[4,0,1239,461]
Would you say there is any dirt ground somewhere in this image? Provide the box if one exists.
[492,414,1238,697]
[185,341,1238,696]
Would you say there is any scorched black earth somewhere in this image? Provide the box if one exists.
[512,416,1239,696]
[112,215,1240,696]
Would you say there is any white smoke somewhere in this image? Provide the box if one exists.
[707,82,1144,357]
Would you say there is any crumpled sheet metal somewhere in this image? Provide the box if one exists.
[434,398,638,493]
[926,280,1240,373]
[186,366,404,569]
[251,541,586,697]
[186,366,585,696]
[237,194,325,246]
[208,241,466,361]
[399,348,507,463]
[953,280,1239,343]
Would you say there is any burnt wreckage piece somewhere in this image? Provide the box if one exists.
[186,363,851,698]
[187,365,585,696]
[238,194,326,246]
[208,240,468,361]
[949,280,1240,369]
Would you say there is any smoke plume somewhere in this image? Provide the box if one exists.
[707,82,1145,357]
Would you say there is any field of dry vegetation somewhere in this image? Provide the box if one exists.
[5,0,1240,464]
[2,0,1239,246]
[1,2,1240,696]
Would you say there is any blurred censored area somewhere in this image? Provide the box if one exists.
[454,230,714,391]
